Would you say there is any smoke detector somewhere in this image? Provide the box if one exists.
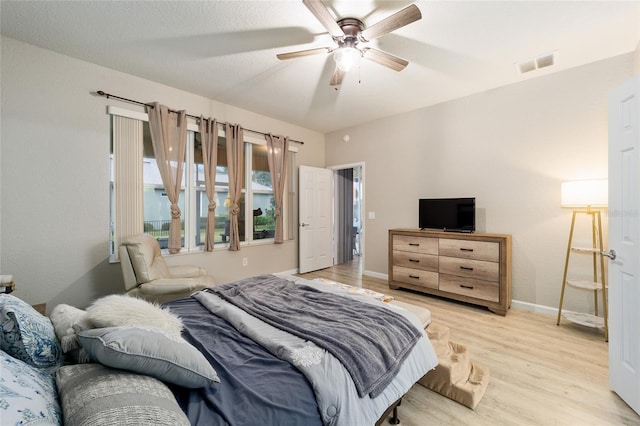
[516,52,557,75]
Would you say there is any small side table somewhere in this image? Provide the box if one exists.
[1,275,46,315]
[1,275,15,294]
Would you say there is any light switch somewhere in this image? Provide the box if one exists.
[368,211,376,220]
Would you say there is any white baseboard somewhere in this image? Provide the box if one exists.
[362,270,557,317]
[363,270,387,280]
[511,300,557,317]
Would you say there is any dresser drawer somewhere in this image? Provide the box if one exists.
[439,256,499,282]
[393,266,438,290]
[439,239,499,262]
[439,274,499,302]
[392,251,438,272]
[393,235,438,255]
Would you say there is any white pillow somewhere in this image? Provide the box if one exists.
[50,304,91,352]
[86,295,183,338]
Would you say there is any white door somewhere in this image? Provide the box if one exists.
[608,75,640,415]
[299,166,333,273]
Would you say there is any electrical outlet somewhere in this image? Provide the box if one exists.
[242,257,248,267]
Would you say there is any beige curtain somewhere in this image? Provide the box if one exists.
[200,116,218,251]
[226,123,244,251]
[146,102,187,254]
[265,134,289,243]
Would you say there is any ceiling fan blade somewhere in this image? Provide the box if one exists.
[277,47,331,60]
[329,66,345,86]
[362,48,408,72]
[360,4,422,42]
[302,0,344,38]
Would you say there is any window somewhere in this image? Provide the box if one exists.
[251,143,276,240]
[109,108,297,257]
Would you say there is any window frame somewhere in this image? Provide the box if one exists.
[109,106,297,259]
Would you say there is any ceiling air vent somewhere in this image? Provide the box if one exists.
[516,51,556,75]
[536,53,555,69]
[518,60,537,74]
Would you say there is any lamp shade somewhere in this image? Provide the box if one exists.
[334,47,361,71]
[560,179,608,208]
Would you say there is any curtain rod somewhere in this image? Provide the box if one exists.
[95,90,304,145]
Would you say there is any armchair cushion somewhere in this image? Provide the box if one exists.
[168,265,208,278]
[121,234,171,284]
[137,278,214,296]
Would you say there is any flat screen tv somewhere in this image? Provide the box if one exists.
[419,197,475,232]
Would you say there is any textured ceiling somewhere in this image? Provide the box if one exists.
[1,1,638,133]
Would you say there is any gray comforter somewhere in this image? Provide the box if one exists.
[193,274,438,426]
[209,274,422,398]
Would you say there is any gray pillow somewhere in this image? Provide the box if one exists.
[56,363,190,426]
[77,326,219,388]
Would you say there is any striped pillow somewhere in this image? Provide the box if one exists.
[56,363,190,426]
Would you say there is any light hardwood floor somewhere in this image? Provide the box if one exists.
[298,259,640,426]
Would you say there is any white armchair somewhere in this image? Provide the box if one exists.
[119,233,215,303]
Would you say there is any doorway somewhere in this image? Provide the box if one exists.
[331,163,364,266]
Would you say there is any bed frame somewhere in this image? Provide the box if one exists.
[375,398,402,425]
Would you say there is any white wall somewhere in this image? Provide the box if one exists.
[0,36,325,310]
[2,34,635,315]
[325,53,635,313]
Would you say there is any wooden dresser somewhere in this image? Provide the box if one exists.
[388,229,512,315]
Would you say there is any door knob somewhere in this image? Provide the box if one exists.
[601,249,616,260]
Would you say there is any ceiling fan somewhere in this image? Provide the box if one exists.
[277,0,422,86]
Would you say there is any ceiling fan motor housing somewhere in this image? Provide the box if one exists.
[335,18,364,49]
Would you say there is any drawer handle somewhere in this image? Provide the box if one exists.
[460,266,474,271]
[409,259,420,263]
[409,275,420,279]
[460,284,474,290]
[460,248,474,252]
[409,243,420,247]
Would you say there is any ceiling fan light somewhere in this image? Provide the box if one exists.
[334,47,361,72]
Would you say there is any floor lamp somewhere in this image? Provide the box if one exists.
[556,179,608,341]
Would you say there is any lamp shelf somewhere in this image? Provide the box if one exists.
[562,311,606,329]
[566,279,607,291]
[570,247,601,254]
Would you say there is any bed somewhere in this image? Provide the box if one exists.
[166,274,438,425]
[0,274,437,426]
